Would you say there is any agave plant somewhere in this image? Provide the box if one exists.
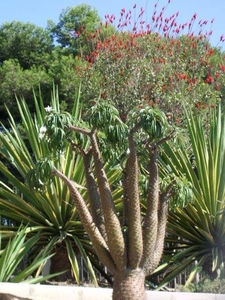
[0,87,122,285]
[156,105,225,287]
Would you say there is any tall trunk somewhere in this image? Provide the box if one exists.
[52,166,117,274]
[50,243,74,282]
[144,194,169,274]
[82,152,107,242]
[126,133,143,268]
[90,131,126,270]
[113,269,146,300]
[141,144,159,269]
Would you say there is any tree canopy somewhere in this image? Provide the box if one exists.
[47,4,101,56]
[0,21,53,69]
[0,3,225,125]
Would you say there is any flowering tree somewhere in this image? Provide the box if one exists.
[26,99,189,300]
[77,0,225,124]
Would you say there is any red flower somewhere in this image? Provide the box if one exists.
[220,34,225,42]
[205,76,213,84]
[195,102,201,109]
[215,72,220,78]
[207,49,214,56]
[179,73,187,80]
[192,13,197,20]
[219,64,225,72]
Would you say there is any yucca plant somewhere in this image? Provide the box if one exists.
[0,225,62,283]
[0,87,121,285]
[156,105,225,287]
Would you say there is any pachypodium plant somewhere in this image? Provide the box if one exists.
[77,0,225,123]
[27,99,181,300]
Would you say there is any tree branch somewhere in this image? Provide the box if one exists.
[68,125,91,136]
[51,166,117,274]
[140,144,159,269]
[82,150,108,242]
[144,180,176,274]
[90,131,127,270]
[126,131,143,268]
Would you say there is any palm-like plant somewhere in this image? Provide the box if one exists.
[157,105,225,287]
[26,99,178,300]
[0,87,119,284]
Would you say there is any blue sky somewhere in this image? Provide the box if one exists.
[0,0,224,49]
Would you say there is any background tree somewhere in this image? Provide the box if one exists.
[48,4,101,56]
[0,21,53,69]
[78,4,225,122]
[0,21,54,124]
[0,59,52,124]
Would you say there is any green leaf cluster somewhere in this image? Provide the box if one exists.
[86,99,128,147]
[0,226,60,283]
[127,105,169,139]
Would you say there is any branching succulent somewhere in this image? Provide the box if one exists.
[27,100,180,300]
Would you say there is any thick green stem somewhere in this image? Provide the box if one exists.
[122,170,129,228]
[144,196,169,274]
[152,195,169,271]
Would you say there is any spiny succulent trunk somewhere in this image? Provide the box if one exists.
[141,145,159,268]
[52,167,117,274]
[144,195,169,274]
[113,269,146,300]
[82,153,107,242]
[90,132,126,270]
[126,133,143,268]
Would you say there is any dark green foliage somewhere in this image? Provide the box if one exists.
[0,59,52,124]
[47,4,101,56]
[0,21,53,68]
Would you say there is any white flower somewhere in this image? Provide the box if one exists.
[126,148,130,155]
[39,126,47,139]
[39,126,47,133]
[39,132,45,139]
[45,106,52,113]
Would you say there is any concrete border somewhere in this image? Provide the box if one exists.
[0,283,224,300]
